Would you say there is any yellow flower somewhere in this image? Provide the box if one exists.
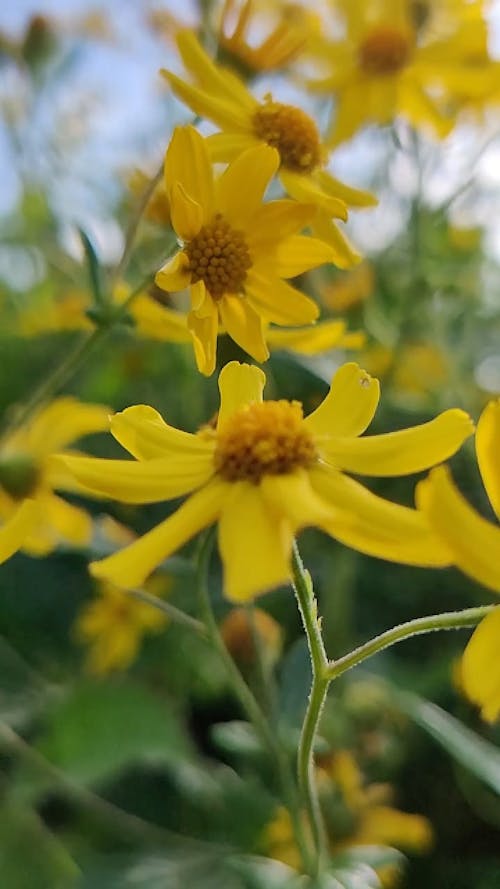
[0,397,109,561]
[60,362,472,603]
[217,0,305,75]
[417,399,500,721]
[74,577,170,675]
[161,31,377,263]
[156,125,339,374]
[321,263,375,313]
[308,0,454,145]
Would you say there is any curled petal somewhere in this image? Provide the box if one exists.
[304,362,379,438]
[169,181,203,240]
[219,296,269,364]
[476,399,500,520]
[111,405,213,461]
[155,252,191,294]
[217,361,265,429]
[462,609,500,722]
[165,126,214,222]
[188,303,219,376]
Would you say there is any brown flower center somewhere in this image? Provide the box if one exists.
[214,400,318,483]
[185,213,252,300]
[252,101,321,173]
[359,27,412,75]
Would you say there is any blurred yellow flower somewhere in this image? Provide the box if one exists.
[0,398,109,562]
[321,263,375,313]
[161,31,377,264]
[60,361,471,602]
[126,168,171,226]
[418,399,500,721]
[217,0,306,75]
[75,577,170,675]
[220,606,283,666]
[156,125,337,374]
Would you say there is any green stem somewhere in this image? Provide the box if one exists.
[326,605,494,681]
[125,586,207,637]
[196,531,315,875]
[291,541,329,877]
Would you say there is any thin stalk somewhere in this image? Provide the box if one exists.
[109,162,164,290]
[326,605,494,681]
[125,586,207,637]
[291,541,329,878]
[196,531,315,875]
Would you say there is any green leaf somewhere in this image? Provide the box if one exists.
[36,679,190,787]
[210,721,263,758]
[329,845,404,872]
[78,227,106,309]
[0,802,79,889]
[400,692,500,795]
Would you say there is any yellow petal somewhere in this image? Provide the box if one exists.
[59,453,214,503]
[206,131,257,163]
[169,181,203,240]
[310,467,452,567]
[218,481,293,602]
[162,70,250,132]
[279,169,348,220]
[311,212,362,269]
[266,320,351,355]
[325,409,474,476]
[215,143,279,229]
[247,201,315,250]
[356,806,433,853]
[219,296,269,363]
[130,295,191,343]
[273,235,335,277]
[0,500,38,564]
[155,252,191,293]
[44,493,92,546]
[315,169,378,209]
[175,30,256,113]
[476,399,500,520]
[187,303,219,376]
[462,609,500,722]
[90,480,227,588]
[165,126,214,223]
[111,405,214,461]
[217,361,266,429]
[417,466,500,592]
[260,469,334,529]
[246,271,319,326]
[22,398,110,456]
[304,363,379,438]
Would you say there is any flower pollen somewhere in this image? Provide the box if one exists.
[214,400,318,483]
[359,27,412,75]
[253,101,321,173]
[185,213,252,299]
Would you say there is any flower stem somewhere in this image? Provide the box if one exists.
[326,605,494,681]
[291,541,329,877]
[196,531,315,875]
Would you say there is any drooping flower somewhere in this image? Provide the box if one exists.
[0,397,109,561]
[156,125,339,374]
[161,31,377,263]
[59,362,472,603]
[417,399,500,721]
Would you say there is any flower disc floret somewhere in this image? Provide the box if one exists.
[359,27,412,75]
[252,101,321,173]
[214,400,318,483]
[185,212,252,299]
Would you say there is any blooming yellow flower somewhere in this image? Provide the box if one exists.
[59,362,472,603]
[217,0,306,75]
[155,125,339,374]
[74,577,170,675]
[417,399,500,721]
[308,0,455,145]
[0,397,109,561]
[161,31,377,263]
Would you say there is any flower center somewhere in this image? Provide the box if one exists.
[0,454,40,499]
[185,213,252,300]
[359,27,412,75]
[214,400,318,483]
[252,101,321,173]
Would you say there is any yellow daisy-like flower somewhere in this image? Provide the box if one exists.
[155,125,339,374]
[217,0,306,75]
[0,397,109,561]
[75,577,170,675]
[60,362,472,603]
[308,0,454,146]
[161,31,377,264]
[418,399,500,721]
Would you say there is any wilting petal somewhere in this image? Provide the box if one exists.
[165,126,214,222]
[305,363,379,438]
[218,481,293,601]
[0,499,38,564]
[169,181,203,240]
[91,480,227,588]
[476,399,500,520]
[279,169,348,220]
[273,235,335,277]
[217,361,265,429]
[111,405,214,461]
[59,453,214,503]
[260,469,334,529]
[44,493,92,546]
[188,303,219,376]
[22,398,110,456]
[155,252,191,293]
[246,271,318,326]
[310,467,452,566]
[324,409,474,476]
[417,465,500,591]
[215,144,279,229]
[462,609,500,722]
[219,296,269,363]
